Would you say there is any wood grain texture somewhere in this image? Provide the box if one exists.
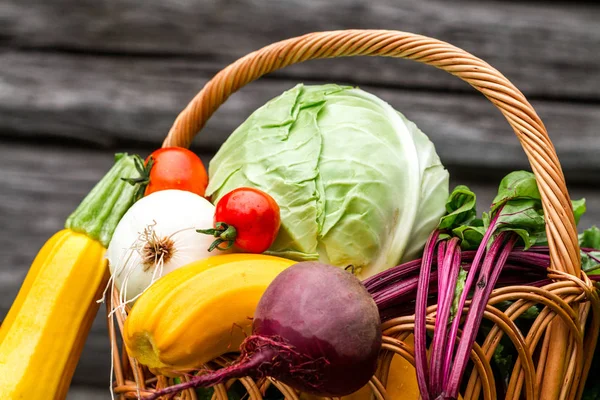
[1,142,599,388]
[1,51,600,184]
[1,0,599,98]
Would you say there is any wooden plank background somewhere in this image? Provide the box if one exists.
[1,0,599,397]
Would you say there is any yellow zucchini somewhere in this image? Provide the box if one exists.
[0,153,142,399]
[124,254,296,375]
[0,230,107,399]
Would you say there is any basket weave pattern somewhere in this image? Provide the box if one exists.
[109,30,600,400]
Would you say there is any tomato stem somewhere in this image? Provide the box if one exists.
[197,222,238,252]
[121,155,155,201]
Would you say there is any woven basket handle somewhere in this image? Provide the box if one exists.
[163,29,580,276]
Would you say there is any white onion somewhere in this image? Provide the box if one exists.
[107,189,225,304]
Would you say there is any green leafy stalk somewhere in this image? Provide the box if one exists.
[443,172,587,253]
[580,226,600,273]
[484,171,545,250]
[438,185,485,250]
[484,199,546,250]
[450,268,467,321]
[580,226,600,249]
[438,185,478,230]
[451,221,485,250]
[65,153,142,247]
[573,198,587,226]
[489,171,541,214]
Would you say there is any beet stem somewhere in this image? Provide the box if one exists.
[445,232,518,398]
[436,241,448,301]
[371,275,421,309]
[370,262,548,315]
[365,247,553,300]
[363,258,423,292]
[145,347,276,400]
[441,211,501,386]
[414,230,440,400]
[429,238,461,395]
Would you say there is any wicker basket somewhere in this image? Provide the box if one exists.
[107,30,600,400]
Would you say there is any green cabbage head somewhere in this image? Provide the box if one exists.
[206,84,449,278]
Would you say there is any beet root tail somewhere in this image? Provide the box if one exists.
[144,346,276,400]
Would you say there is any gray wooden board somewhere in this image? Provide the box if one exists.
[1,51,600,184]
[1,141,599,390]
[1,0,599,99]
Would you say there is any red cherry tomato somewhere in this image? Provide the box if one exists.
[144,147,208,197]
[200,187,281,253]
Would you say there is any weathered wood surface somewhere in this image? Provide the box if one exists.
[2,52,600,184]
[0,0,599,394]
[2,0,600,98]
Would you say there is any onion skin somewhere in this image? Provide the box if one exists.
[107,189,222,302]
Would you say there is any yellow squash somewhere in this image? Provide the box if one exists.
[384,335,421,399]
[124,253,295,374]
[0,153,141,399]
[0,230,107,399]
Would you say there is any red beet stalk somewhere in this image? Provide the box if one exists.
[414,230,440,400]
[444,232,518,398]
[429,238,462,395]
